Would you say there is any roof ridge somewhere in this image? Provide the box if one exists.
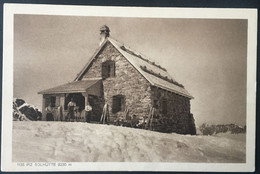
[74,38,109,81]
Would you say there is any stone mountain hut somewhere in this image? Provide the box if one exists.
[38,25,196,135]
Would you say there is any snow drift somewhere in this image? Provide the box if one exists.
[12,121,246,163]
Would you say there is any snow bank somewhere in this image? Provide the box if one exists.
[12,121,246,162]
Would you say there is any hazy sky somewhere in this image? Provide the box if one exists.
[14,15,247,126]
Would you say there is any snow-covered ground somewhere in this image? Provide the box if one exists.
[12,121,246,163]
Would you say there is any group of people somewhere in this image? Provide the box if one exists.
[45,98,92,122]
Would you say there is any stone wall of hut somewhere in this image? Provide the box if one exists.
[81,41,196,134]
[151,86,196,135]
[82,41,152,122]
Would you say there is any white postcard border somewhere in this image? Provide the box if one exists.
[2,3,257,172]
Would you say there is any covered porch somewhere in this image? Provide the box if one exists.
[38,79,104,122]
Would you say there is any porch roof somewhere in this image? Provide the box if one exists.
[38,79,101,94]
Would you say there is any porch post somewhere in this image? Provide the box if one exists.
[60,94,65,121]
[82,93,88,106]
[82,93,88,122]
[82,92,88,107]
[85,95,88,106]
[42,95,46,121]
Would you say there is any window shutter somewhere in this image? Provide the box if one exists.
[102,63,108,78]
[112,96,117,113]
[121,96,125,111]
[111,61,115,77]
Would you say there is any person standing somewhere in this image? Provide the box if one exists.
[67,98,76,121]
[85,101,92,123]
[45,103,54,121]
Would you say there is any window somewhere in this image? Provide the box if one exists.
[102,60,115,78]
[112,95,125,113]
[153,100,159,109]
[162,99,167,114]
[45,96,56,107]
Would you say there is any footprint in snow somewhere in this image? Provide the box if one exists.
[176,141,189,149]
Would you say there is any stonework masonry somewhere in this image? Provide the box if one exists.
[83,41,152,121]
[82,41,196,134]
[151,87,196,134]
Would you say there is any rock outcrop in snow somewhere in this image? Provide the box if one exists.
[198,123,246,135]
[13,98,42,121]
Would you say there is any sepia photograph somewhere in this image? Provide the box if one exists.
[2,4,257,172]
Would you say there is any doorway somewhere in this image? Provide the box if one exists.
[88,95,102,122]
[65,93,85,112]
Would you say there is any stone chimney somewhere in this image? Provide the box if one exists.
[99,25,110,46]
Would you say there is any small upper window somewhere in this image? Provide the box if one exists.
[112,95,125,113]
[102,60,115,78]
[153,100,159,109]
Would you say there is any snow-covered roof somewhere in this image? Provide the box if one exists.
[109,38,193,99]
[38,79,100,94]
[75,37,193,99]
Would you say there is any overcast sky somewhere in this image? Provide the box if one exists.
[14,15,247,126]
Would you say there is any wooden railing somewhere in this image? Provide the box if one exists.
[51,107,86,122]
